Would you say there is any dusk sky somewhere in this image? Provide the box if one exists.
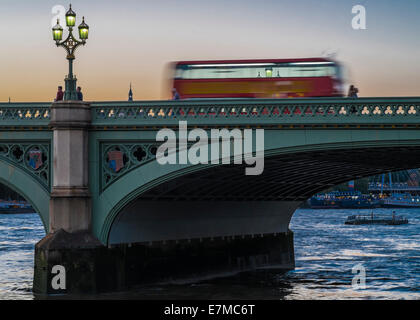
[0,0,419,101]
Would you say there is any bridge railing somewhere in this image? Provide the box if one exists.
[2,97,420,127]
[90,97,420,127]
[0,102,51,127]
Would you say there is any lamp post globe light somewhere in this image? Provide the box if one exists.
[52,4,89,101]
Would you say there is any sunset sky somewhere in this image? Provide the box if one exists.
[0,0,419,102]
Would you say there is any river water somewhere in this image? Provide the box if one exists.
[0,208,418,300]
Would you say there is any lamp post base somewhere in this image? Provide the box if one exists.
[64,76,78,101]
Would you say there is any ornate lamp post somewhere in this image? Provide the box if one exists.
[52,4,89,101]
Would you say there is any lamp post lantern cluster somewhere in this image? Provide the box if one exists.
[52,4,89,101]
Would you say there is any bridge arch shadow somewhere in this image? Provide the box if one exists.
[96,141,420,245]
[0,160,49,230]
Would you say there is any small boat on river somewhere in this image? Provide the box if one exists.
[345,212,408,225]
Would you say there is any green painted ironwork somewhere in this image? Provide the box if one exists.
[91,97,420,127]
[2,97,420,127]
[0,130,52,231]
[0,159,50,230]
[101,142,159,192]
[0,143,51,191]
[93,130,420,244]
[0,103,50,127]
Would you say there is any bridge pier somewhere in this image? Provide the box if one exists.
[48,101,92,232]
[109,231,295,287]
[33,229,295,295]
[33,101,103,294]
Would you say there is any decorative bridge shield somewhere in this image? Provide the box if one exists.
[108,150,124,173]
[28,150,43,170]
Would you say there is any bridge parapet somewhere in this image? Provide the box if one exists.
[91,97,420,127]
[3,97,420,128]
[0,103,50,127]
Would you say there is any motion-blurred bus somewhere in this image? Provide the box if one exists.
[172,58,345,99]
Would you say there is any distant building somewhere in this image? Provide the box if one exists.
[128,83,133,101]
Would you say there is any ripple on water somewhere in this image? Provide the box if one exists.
[0,209,419,299]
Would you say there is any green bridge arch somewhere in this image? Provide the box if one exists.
[0,159,50,230]
[92,127,420,244]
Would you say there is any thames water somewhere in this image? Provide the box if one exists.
[0,208,419,300]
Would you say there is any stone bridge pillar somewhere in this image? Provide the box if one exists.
[34,101,105,295]
[48,101,91,232]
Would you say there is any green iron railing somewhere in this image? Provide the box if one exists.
[2,97,420,127]
[0,103,51,127]
[90,97,420,127]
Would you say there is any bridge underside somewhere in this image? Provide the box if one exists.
[133,146,420,201]
[109,146,420,244]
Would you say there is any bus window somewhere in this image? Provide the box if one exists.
[175,62,339,79]
[174,68,184,79]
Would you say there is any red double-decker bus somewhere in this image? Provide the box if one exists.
[172,58,345,99]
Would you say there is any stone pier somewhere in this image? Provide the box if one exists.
[33,229,294,295]
[33,101,101,294]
